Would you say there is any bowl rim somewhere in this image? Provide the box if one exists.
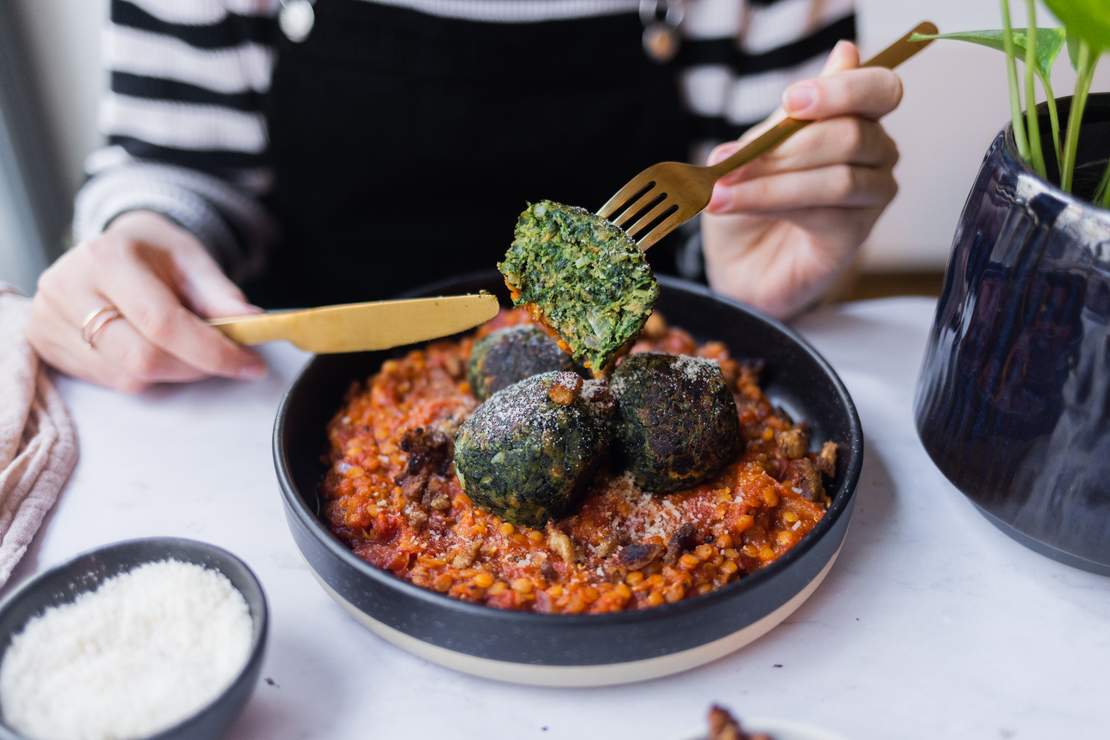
[999,93,1110,221]
[273,271,863,627]
[0,536,269,740]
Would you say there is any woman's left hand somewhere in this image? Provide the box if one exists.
[701,41,903,318]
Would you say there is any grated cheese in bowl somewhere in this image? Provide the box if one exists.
[0,559,253,740]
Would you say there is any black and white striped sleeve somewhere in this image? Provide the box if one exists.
[679,0,857,149]
[73,0,280,281]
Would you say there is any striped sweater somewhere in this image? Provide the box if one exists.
[74,0,856,280]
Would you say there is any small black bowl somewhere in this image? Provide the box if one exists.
[275,271,863,686]
[0,538,268,739]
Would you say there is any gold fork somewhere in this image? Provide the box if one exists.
[598,21,938,250]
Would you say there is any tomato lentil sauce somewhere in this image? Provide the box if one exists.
[321,310,837,614]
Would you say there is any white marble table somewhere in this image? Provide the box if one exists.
[7,297,1108,740]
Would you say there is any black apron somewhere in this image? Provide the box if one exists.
[258,0,691,307]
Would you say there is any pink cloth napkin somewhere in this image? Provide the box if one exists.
[0,285,77,586]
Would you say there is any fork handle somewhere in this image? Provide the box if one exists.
[706,21,938,179]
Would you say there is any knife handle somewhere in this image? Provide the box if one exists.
[209,312,297,346]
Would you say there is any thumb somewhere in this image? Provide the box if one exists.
[708,42,861,174]
[820,39,860,76]
[783,40,860,116]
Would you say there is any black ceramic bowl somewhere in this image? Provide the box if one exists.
[275,272,862,686]
[915,95,1110,575]
[0,538,268,739]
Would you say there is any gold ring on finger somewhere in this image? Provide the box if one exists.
[80,305,123,349]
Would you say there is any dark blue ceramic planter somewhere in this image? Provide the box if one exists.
[915,95,1110,575]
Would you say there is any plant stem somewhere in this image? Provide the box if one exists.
[1061,42,1096,193]
[1023,1,1047,178]
[1039,74,1063,169]
[1096,158,1110,208]
[1000,0,1030,163]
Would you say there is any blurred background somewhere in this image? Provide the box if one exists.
[1,0,1108,296]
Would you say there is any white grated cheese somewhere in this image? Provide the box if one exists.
[0,559,253,740]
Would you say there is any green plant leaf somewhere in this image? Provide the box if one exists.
[913,26,1064,166]
[1066,31,1083,70]
[911,28,1066,80]
[1043,0,1110,54]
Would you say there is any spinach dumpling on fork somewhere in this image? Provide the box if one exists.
[499,200,659,375]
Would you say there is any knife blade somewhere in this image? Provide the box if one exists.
[209,293,500,353]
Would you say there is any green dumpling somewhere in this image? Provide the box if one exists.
[454,371,613,527]
[611,352,741,493]
[467,326,575,401]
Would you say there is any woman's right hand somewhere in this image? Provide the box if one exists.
[27,210,267,393]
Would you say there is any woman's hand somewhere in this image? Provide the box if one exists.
[701,41,902,318]
[27,211,267,393]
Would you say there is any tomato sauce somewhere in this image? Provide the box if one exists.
[321,311,835,614]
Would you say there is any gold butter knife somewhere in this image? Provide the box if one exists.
[209,293,500,353]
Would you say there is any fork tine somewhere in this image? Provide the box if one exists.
[613,190,664,228]
[635,209,688,251]
[597,176,655,220]
[624,198,675,239]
